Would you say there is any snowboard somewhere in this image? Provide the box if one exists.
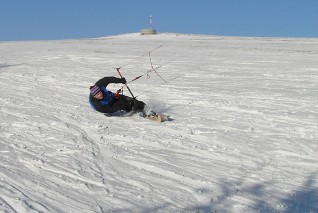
[145,114,170,122]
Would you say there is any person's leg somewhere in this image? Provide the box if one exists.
[112,95,152,115]
[118,95,146,112]
[110,95,134,112]
[133,99,145,112]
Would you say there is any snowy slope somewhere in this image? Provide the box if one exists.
[0,33,317,213]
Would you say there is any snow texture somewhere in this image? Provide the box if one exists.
[0,33,318,213]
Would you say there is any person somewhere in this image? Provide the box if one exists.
[89,76,153,116]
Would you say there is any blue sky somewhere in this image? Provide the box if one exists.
[1,0,317,41]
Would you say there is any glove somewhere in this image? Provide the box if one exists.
[115,89,121,99]
[120,77,126,84]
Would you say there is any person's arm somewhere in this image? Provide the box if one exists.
[95,77,125,87]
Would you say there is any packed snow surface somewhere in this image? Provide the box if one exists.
[0,33,317,213]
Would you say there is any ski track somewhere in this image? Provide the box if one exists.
[0,33,317,212]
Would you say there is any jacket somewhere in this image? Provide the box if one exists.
[89,77,123,113]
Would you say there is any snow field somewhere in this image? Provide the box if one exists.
[0,33,317,212]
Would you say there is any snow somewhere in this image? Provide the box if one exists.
[0,33,318,213]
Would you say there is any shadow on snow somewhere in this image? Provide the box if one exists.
[108,174,317,213]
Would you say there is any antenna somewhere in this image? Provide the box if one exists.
[141,15,157,35]
[150,15,153,30]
